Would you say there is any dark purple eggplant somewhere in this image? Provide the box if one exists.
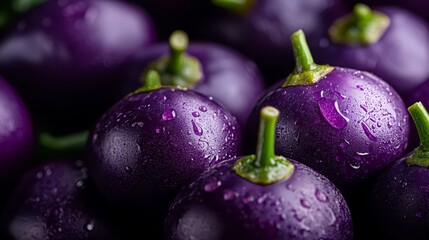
[313,4,429,94]
[165,106,353,240]
[370,102,429,239]
[200,0,345,81]
[1,159,119,240]
[119,30,265,128]
[249,30,409,188]
[0,0,157,132]
[0,75,32,184]
[87,71,241,218]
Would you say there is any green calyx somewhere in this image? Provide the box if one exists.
[144,30,203,89]
[329,3,390,45]
[211,0,255,15]
[39,131,89,152]
[133,70,163,95]
[406,102,429,167]
[282,29,333,87]
[233,106,295,185]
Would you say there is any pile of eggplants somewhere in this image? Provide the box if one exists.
[1,0,429,239]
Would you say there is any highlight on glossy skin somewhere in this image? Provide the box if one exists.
[250,29,409,188]
[370,102,429,239]
[87,73,241,220]
[165,106,353,240]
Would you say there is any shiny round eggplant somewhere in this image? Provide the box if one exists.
[201,0,345,81]
[119,32,265,128]
[1,159,118,240]
[370,102,429,239]
[87,75,241,218]
[0,75,32,184]
[0,0,157,130]
[314,5,429,94]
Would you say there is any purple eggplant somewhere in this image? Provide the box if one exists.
[0,0,157,131]
[0,159,119,240]
[370,102,429,239]
[249,30,409,188]
[87,71,241,218]
[165,106,353,240]
[119,30,265,128]
[0,75,32,184]
[200,0,345,81]
[313,4,429,94]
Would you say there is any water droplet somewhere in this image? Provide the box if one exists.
[204,181,221,192]
[315,189,328,202]
[257,195,267,204]
[131,122,144,128]
[360,105,368,113]
[318,98,349,129]
[125,166,132,173]
[155,127,161,134]
[350,162,361,169]
[192,111,200,117]
[356,152,369,156]
[300,199,311,208]
[223,190,237,201]
[162,109,176,121]
[36,172,43,179]
[199,106,207,112]
[191,120,203,136]
[86,220,94,231]
[242,195,254,204]
[76,180,84,188]
[361,122,377,142]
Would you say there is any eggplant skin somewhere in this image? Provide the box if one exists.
[0,75,32,185]
[370,156,429,240]
[0,0,157,126]
[118,42,265,128]
[86,88,241,217]
[1,159,118,240]
[165,158,353,240]
[250,67,409,188]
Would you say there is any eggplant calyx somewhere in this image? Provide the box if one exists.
[329,3,390,45]
[133,70,164,95]
[144,30,203,89]
[406,102,429,167]
[212,0,255,15]
[283,30,334,87]
[233,106,295,185]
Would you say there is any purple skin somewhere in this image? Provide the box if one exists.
[253,68,409,187]
[1,159,118,240]
[202,0,345,81]
[0,76,32,184]
[87,86,241,217]
[165,157,353,240]
[0,0,157,129]
[314,6,429,94]
[119,42,265,128]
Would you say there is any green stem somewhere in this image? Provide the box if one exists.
[406,102,429,167]
[39,131,89,152]
[255,107,278,167]
[212,0,255,14]
[167,30,188,75]
[233,106,295,185]
[282,30,334,87]
[329,3,390,45]
[134,70,162,95]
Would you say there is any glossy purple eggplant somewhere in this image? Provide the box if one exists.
[201,0,345,81]
[87,71,241,218]
[119,31,265,128]
[0,159,119,240]
[370,102,429,239]
[0,75,32,184]
[0,0,157,131]
[165,107,353,240]
[314,4,429,94]
[250,30,409,188]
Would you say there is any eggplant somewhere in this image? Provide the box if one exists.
[0,0,157,132]
[249,30,409,188]
[1,159,119,240]
[200,0,345,81]
[119,30,265,128]
[87,71,241,219]
[313,4,429,94]
[370,102,429,239]
[165,106,353,240]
